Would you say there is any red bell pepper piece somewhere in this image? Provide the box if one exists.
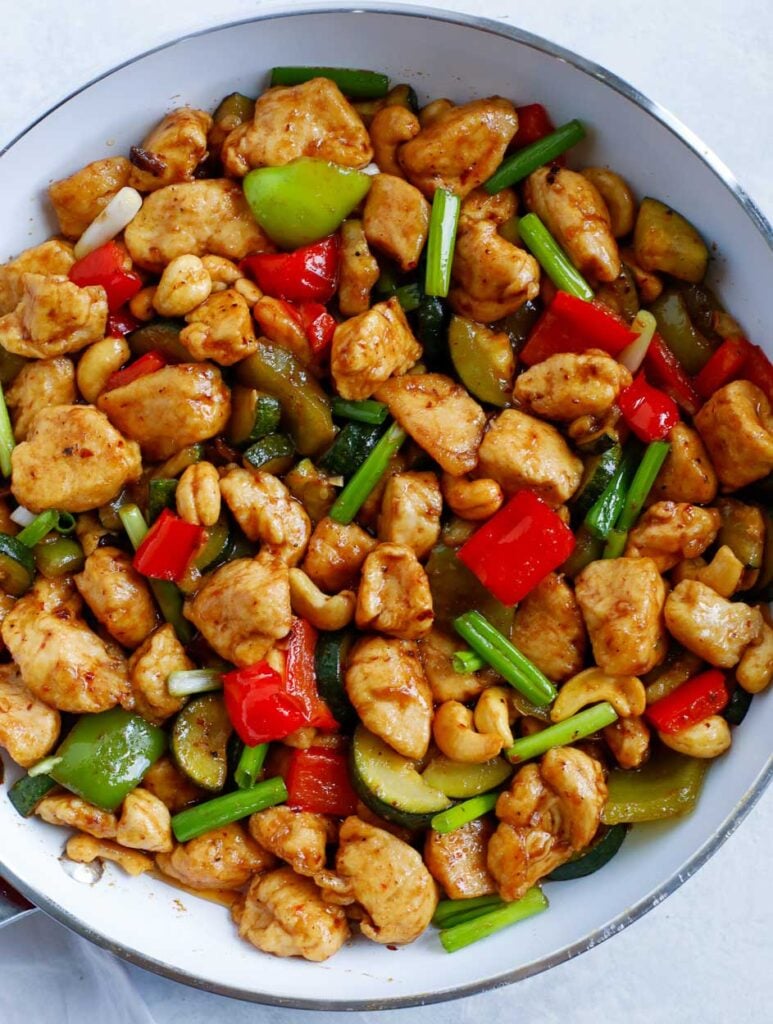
[743,343,773,403]
[520,291,635,366]
[298,302,336,356]
[106,309,141,338]
[643,334,702,415]
[69,241,142,312]
[132,508,205,583]
[104,350,167,392]
[646,669,729,734]
[286,746,358,816]
[223,662,308,746]
[457,490,576,605]
[693,337,751,398]
[285,618,338,731]
[619,372,680,442]
[514,104,555,147]
[241,235,340,304]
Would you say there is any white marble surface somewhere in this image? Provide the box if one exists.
[1,1,771,1021]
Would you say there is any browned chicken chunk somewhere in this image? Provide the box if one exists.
[74,546,159,649]
[424,817,497,899]
[249,806,336,877]
[331,296,421,400]
[49,157,132,237]
[128,108,213,191]
[511,573,587,682]
[156,823,274,890]
[0,662,60,768]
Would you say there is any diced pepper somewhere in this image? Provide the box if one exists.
[132,508,205,583]
[457,490,576,605]
[107,309,142,338]
[643,334,702,415]
[693,337,751,398]
[284,617,339,731]
[286,746,358,816]
[223,662,308,746]
[514,103,555,146]
[104,350,168,392]
[520,291,635,366]
[646,669,729,734]
[618,372,679,442]
[743,344,773,403]
[240,235,340,304]
[298,301,337,356]
[68,240,142,312]
[602,747,708,824]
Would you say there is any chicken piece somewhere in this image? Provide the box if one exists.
[694,380,773,491]
[65,835,153,876]
[377,471,442,559]
[575,557,667,676]
[156,822,274,890]
[98,363,230,461]
[449,221,540,322]
[420,629,489,703]
[648,423,718,505]
[0,240,75,315]
[514,349,631,421]
[375,373,486,476]
[477,408,583,505]
[36,793,117,839]
[128,108,212,192]
[346,635,433,759]
[2,577,131,712]
[331,816,437,944]
[356,542,434,641]
[249,806,335,877]
[220,468,311,566]
[424,817,496,899]
[74,546,159,649]
[124,179,273,272]
[338,219,380,316]
[363,174,430,272]
[0,273,106,358]
[178,288,258,365]
[4,356,76,441]
[11,404,141,514]
[302,516,377,594]
[128,624,193,725]
[458,187,518,232]
[369,104,420,177]
[116,789,173,852]
[184,553,292,666]
[233,867,349,962]
[488,747,606,901]
[671,545,745,599]
[141,756,204,812]
[524,166,621,282]
[252,295,311,365]
[0,663,60,768]
[736,613,773,693]
[398,97,518,198]
[664,580,762,668]
[48,157,132,238]
[511,573,587,683]
[331,296,421,400]
[222,77,372,176]
[624,502,720,572]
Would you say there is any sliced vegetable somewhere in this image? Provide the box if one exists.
[573,424,619,456]
[329,421,408,524]
[452,649,486,674]
[241,235,339,304]
[550,291,635,353]
[27,755,63,778]
[513,103,555,146]
[296,301,336,357]
[413,294,449,370]
[0,533,36,596]
[128,319,190,362]
[34,536,84,578]
[68,240,142,312]
[331,398,389,425]
[439,886,548,953]
[0,382,16,478]
[350,725,452,828]
[223,661,307,746]
[51,708,166,811]
[430,792,499,835]
[602,440,671,557]
[243,158,372,249]
[147,478,178,523]
[717,498,765,569]
[646,669,729,734]
[618,373,679,443]
[425,544,513,637]
[285,618,338,731]
[105,350,167,392]
[172,694,232,792]
[483,119,585,193]
[171,776,288,843]
[0,347,27,386]
[694,336,751,398]
[8,772,58,817]
[561,524,603,578]
[212,92,255,135]
[192,517,231,573]
[132,508,205,583]
[315,629,357,730]
[284,459,338,523]
[602,747,707,824]
[506,703,618,763]
[649,290,715,375]
[546,824,628,880]
[643,334,702,416]
[744,344,773,403]
[633,197,709,284]
[458,490,575,605]
[618,309,658,373]
[723,684,753,726]
[448,315,514,406]
[269,66,389,99]
[242,433,295,473]
[433,894,504,930]
[234,743,268,790]
[16,509,58,548]
[518,215,593,300]
[107,309,141,338]
[73,187,143,260]
[571,445,623,523]
[167,669,223,698]
[286,746,359,816]
[421,755,512,799]
[584,445,639,540]
[425,189,461,298]
[227,388,283,446]
[319,421,384,478]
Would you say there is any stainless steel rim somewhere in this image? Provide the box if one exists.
[1,2,771,1009]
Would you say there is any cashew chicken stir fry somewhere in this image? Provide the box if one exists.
[0,65,771,963]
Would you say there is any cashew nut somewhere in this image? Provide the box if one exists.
[659,716,731,759]
[153,254,212,317]
[621,248,663,303]
[176,461,221,527]
[736,611,773,693]
[289,568,356,631]
[370,105,420,178]
[473,686,514,747]
[128,285,157,322]
[200,255,243,285]
[671,545,745,598]
[441,473,504,521]
[603,716,650,769]
[76,337,130,403]
[432,700,503,763]
[233,277,263,306]
[551,667,646,722]
[581,167,636,238]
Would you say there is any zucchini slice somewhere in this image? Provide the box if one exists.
[421,754,512,799]
[350,726,452,828]
[0,534,36,596]
[171,694,232,792]
[228,387,282,447]
[193,516,231,572]
[128,319,190,362]
[574,425,619,456]
[243,433,295,474]
[448,315,514,407]
[547,824,628,881]
[8,772,57,817]
[148,478,178,523]
[319,421,383,478]
[571,444,623,523]
[315,630,357,730]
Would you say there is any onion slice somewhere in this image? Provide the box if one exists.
[619,310,657,372]
[74,186,143,259]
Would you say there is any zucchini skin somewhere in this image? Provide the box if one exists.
[546,824,628,880]
[319,421,383,478]
[572,444,623,523]
[8,772,57,817]
[315,630,357,730]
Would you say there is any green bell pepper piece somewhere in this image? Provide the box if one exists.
[243,158,372,249]
[602,747,708,825]
[648,289,715,375]
[51,709,167,811]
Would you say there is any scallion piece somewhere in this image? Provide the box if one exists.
[0,382,15,478]
[483,119,586,194]
[602,528,629,559]
[234,743,269,790]
[394,282,422,312]
[16,509,58,548]
[452,649,487,674]
[329,421,408,524]
[517,213,593,300]
[331,398,389,426]
[119,503,149,548]
[425,189,461,298]
[430,792,498,835]
[584,446,639,540]
[167,669,223,698]
[619,310,658,373]
[439,886,548,953]
[615,440,671,533]
[269,66,389,99]
[27,755,62,778]
[506,702,618,763]
[433,893,505,929]
[453,610,557,707]
[171,776,287,842]
[54,511,77,535]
